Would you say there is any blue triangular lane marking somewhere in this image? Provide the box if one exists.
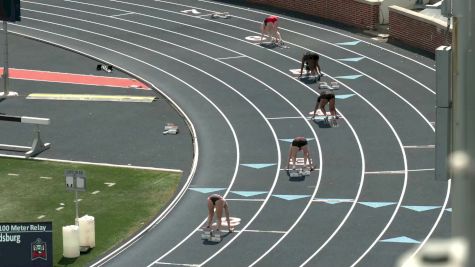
[335,75,363,80]
[314,198,353,204]
[403,205,441,212]
[335,94,355,100]
[189,188,226,194]
[279,138,315,143]
[241,163,276,169]
[339,57,365,62]
[336,40,361,46]
[273,194,310,201]
[381,236,420,244]
[231,191,267,197]
[359,201,396,208]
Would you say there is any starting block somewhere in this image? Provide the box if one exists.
[201,228,221,242]
[324,116,339,127]
[318,81,339,90]
[163,123,179,135]
[288,168,312,177]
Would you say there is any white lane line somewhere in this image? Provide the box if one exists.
[8,21,200,267]
[365,168,434,174]
[196,0,436,71]
[403,145,435,149]
[216,55,246,60]
[154,262,198,266]
[267,116,302,120]
[242,229,287,234]
[226,198,265,202]
[110,11,135,17]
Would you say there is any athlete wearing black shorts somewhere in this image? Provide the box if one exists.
[312,90,337,118]
[209,194,223,205]
[287,137,313,170]
[206,194,233,232]
[292,137,308,149]
[299,51,322,79]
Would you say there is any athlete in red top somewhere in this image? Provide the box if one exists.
[260,15,282,44]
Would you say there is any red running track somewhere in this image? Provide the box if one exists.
[0,68,150,89]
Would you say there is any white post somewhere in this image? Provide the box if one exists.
[3,20,9,95]
[451,0,475,265]
[75,191,79,226]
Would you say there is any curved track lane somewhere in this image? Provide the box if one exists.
[12,1,451,266]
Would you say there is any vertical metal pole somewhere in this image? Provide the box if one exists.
[451,0,475,265]
[2,20,9,95]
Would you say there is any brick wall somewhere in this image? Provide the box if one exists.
[246,0,380,30]
[389,5,452,54]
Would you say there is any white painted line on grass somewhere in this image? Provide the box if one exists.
[104,182,116,187]
[40,176,52,180]
[91,191,100,195]
[37,215,46,219]
[56,207,64,211]
[8,173,19,176]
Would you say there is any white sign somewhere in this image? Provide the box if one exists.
[65,170,86,192]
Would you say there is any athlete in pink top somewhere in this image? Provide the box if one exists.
[260,15,282,44]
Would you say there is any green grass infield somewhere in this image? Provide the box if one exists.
[0,157,182,266]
